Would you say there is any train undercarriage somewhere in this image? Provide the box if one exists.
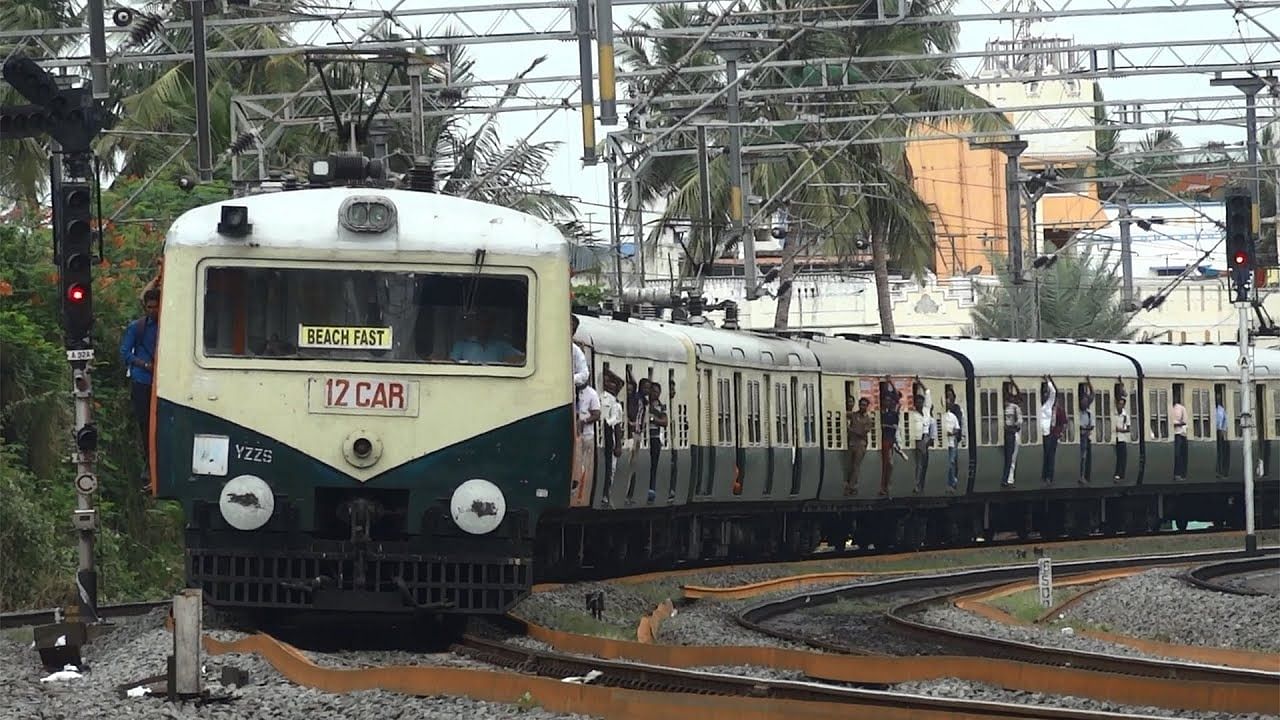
[535,485,1280,582]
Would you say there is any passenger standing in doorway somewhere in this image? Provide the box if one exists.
[1114,393,1130,482]
[1078,379,1095,485]
[1172,389,1188,481]
[1002,379,1022,487]
[572,381,601,506]
[879,377,904,495]
[845,397,874,496]
[598,372,625,504]
[910,379,933,493]
[1039,376,1058,484]
[1215,392,1230,478]
[943,391,961,492]
[646,382,668,503]
[121,288,160,482]
[570,315,589,391]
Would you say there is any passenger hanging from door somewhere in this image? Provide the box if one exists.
[910,378,933,494]
[1002,378,1022,487]
[598,371,625,505]
[846,396,874,496]
[646,381,668,503]
[1172,386,1188,481]
[943,387,962,493]
[1215,390,1229,479]
[1039,375,1059,485]
[1114,386,1130,483]
[572,378,601,507]
[1079,378,1095,486]
[878,376,905,496]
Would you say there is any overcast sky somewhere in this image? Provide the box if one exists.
[309,0,1280,226]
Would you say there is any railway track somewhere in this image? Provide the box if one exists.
[0,600,169,631]
[737,547,1280,685]
[1185,555,1280,597]
[3,541,1277,719]
[450,633,1205,720]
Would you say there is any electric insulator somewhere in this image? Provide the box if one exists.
[228,132,257,155]
[127,13,164,48]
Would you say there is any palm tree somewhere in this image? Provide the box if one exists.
[617,0,1010,332]
[971,247,1135,339]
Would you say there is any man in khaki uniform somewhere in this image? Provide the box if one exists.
[846,396,874,495]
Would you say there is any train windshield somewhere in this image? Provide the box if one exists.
[202,266,529,365]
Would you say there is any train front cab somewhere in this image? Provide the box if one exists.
[153,190,573,616]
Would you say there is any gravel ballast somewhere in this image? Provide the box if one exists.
[889,678,1279,720]
[1062,568,1280,653]
[0,610,596,720]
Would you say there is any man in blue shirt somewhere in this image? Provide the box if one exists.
[120,289,160,479]
[1215,393,1230,478]
[449,309,523,365]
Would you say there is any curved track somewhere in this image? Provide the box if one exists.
[1185,555,1280,597]
[736,548,1280,687]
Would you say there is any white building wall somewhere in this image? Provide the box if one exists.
[691,272,1279,344]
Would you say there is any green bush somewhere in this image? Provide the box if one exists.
[0,177,222,611]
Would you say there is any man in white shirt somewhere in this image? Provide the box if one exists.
[943,402,960,492]
[910,380,932,493]
[572,383,601,507]
[1003,379,1022,487]
[598,372,625,503]
[1172,388,1188,481]
[570,315,589,391]
[1039,376,1057,484]
[1114,393,1130,482]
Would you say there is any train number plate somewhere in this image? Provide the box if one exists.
[307,376,420,417]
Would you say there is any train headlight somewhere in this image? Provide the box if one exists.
[339,196,396,233]
[218,474,275,531]
[450,479,506,535]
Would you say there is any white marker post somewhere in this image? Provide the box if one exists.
[1037,557,1054,608]
[172,589,203,699]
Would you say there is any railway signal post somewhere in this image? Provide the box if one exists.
[1213,71,1269,556]
[2,56,108,643]
[1224,186,1259,555]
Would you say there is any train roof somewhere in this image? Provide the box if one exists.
[796,334,966,378]
[165,187,567,257]
[574,314,687,363]
[643,321,820,370]
[901,337,1136,377]
[1078,341,1280,378]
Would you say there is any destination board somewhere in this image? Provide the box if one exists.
[297,324,393,350]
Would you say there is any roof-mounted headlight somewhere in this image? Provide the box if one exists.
[339,196,397,234]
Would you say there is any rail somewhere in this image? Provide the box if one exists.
[1184,555,1280,597]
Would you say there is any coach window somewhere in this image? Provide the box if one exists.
[1191,388,1212,439]
[1149,388,1170,440]
[979,389,1000,446]
[202,266,528,366]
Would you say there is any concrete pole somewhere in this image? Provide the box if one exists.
[594,0,617,125]
[408,64,424,157]
[575,0,597,164]
[1118,193,1135,310]
[191,0,213,181]
[86,0,108,100]
[722,53,756,300]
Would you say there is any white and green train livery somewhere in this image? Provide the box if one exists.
[153,186,574,615]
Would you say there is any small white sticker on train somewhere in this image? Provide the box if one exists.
[307,376,420,417]
[297,324,393,350]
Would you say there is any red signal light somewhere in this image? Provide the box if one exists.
[1233,251,1248,267]
[66,284,88,303]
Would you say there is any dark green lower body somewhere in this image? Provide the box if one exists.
[155,399,571,614]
